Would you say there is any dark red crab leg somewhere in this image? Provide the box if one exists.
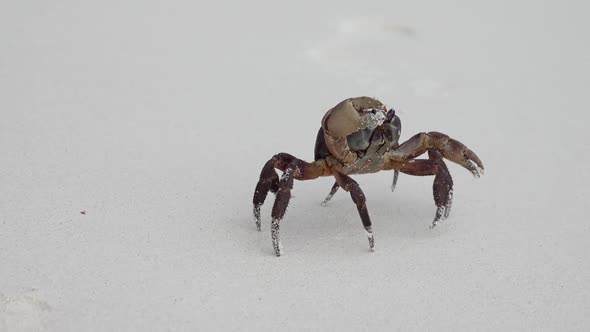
[391,170,400,192]
[321,169,400,206]
[333,172,375,251]
[386,151,454,228]
[321,182,340,206]
[253,153,326,256]
[385,132,483,227]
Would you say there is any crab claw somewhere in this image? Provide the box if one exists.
[464,149,485,178]
[390,132,485,179]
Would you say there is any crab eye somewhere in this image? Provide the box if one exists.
[363,108,378,114]
[386,108,396,121]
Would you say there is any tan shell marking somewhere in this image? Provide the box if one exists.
[321,97,386,165]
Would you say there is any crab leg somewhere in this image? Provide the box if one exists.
[333,172,375,251]
[253,159,280,231]
[391,170,400,192]
[321,182,340,206]
[427,151,453,227]
[270,165,295,257]
[252,153,325,256]
[388,131,484,177]
[322,169,400,206]
[388,152,454,228]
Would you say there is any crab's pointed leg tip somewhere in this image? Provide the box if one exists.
[430,218,441,229]
[321,201,328,207]
[254,216,262,231]
[366,228,375,251]
[254,206,262,230]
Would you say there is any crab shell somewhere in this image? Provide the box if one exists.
[320,97,395,166]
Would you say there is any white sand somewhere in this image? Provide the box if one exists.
[1,0,589,330]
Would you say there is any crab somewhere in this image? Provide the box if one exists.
[253,97,484,256]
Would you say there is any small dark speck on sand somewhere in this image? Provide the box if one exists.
[80,211,86,215]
